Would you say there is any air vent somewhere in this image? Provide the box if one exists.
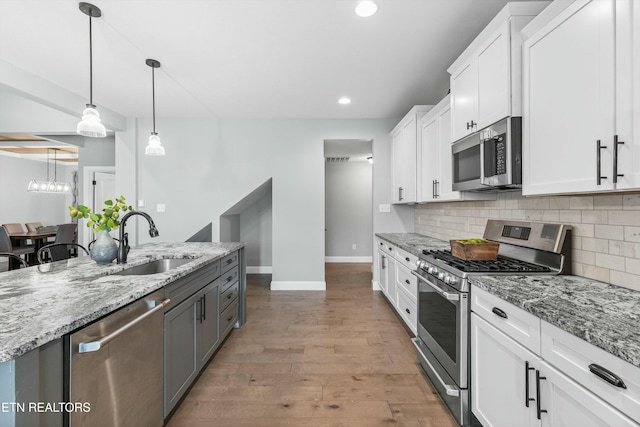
[326,157,350,163]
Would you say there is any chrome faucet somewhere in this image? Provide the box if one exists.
[117,211,159,264]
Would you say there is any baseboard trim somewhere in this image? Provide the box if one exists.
[372,280,382,291]
[270,281,326,291]
[247,266,272,274]
[324,256,373,263]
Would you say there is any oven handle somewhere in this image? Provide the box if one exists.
[412,338,460,397]
[411,270,460,301]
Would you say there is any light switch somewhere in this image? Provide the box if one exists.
[157,203,166,213]
[379,204,391,213]
[138,199,145,208]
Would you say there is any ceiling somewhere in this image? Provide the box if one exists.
[0,0,537,120]
[0,135,78,163]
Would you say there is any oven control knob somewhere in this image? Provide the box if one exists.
[443,275,451,284]
[438,272,445,280]
[448,276,458,286]
[427,266,435,275]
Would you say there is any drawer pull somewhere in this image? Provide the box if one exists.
[405,279,410,285]
[492,307,508,319]
[405,257,410,262]
[226,275,233,282]
[379,242,383,246]
[525,361,535,407]
[388,247,393,251]
[227,316,233,322]
[405,308,411,314]
[588,364,627,389]
[227,293,233,299]
[226,258,234,264]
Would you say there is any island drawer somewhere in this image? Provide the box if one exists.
[164,260,221,311]
[221,251,239,274]
[220,281,239,312]
[220,266,239,292]
[220,301,238,337]
[541,320,640,422]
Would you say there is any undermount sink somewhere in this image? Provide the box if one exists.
[111,258,193,276]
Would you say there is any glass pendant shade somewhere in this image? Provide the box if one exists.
[26,148,72,194]
[77,105,107,138]
[145,133,165,156]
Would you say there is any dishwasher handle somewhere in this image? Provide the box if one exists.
[78,298,170,353]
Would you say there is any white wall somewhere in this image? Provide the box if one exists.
[325,161,372,260]
[124,117,398,290]
[240,186,272,271]
[0,156,74,228]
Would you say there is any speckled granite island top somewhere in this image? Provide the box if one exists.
[0,242,244,363]
[376,233,449,256]
[471,275,640,369]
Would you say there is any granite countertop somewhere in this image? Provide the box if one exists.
[375,232,640,369]
[0,242,243,363]
[471,275,640,369]
[376,233,449,256]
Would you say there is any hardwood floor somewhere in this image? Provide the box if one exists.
[166,263,458,427]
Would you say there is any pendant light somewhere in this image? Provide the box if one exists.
[27,149,71,194]
[77,2,106,138]
[145,59,166,156]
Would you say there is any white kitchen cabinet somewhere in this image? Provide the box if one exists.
[471,314,540,427]
[377,249,388,294]
[391,105,433,204]
[385,255,397,306]
[522,0,640,195]
[418,95,495,203]
[471,285,640,426]
[449,2,549,142]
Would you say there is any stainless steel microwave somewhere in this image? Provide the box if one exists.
[451,117,522,192]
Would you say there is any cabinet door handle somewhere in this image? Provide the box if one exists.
[432,179,436,199]
[597,140,608,185]
[399,187,404,201]
[613,135,625,184]
[435,180,439,198]
[536,370,547,420]
[589,364,627,389]
[525,361,535,407]
[492,307,508,319]
[405,308,411,314]
[381,255,386,269]
[202,293,206,321]
[467,120,476,130]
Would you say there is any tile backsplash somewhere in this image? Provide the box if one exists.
[414,192,640,291]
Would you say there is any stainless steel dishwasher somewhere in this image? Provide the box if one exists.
[68,289,168,427]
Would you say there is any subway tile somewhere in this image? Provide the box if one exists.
[581,210,608,224]
[594,224,624,240]
[571,236,583,250]
[609,270,640,291]
[626,258,640,276]
[542,210,560,222]
[595,253,625,271]
[623,194,640,210]
[581,238,608,253]
[571,262,584,276]
[511,210,526,220]
[609,210,640,226]
[581,265,610,283]
[524,210,544,221]
[609,241,639,257]
[549,197,571,210]
[569,196,594,210]
[593,194,623,210]
[573,249,595,265]
[559,210,582,223]
[571,223,595,238]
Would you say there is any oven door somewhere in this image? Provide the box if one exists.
[413,270,468,388]
[452,132,482,192]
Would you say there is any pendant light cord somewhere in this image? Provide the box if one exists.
[46,148,50,182]
[152,65,156,134]
[88,13,93,106]
[53,149,58,182]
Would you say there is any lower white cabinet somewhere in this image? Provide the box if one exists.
[386,256,397,306]
[471,285,639,427]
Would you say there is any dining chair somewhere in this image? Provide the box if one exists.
[37,243,89,264]
[2,223,25,234]
[0,226,34,269]
[0,252,29,271]
[54,223,78,244]
[25,222,44,232]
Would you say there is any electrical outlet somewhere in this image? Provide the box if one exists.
[379,204,391,213]
[157,203,166,213]
[352,244,357,250]
[138,199,145,208]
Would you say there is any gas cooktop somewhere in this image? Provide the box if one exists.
[426,249,551,273]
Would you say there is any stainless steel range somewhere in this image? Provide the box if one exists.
[411,220,572,426]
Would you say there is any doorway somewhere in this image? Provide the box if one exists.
[324,139,373,263]
[81,166,115,249]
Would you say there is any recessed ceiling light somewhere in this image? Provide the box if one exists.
[338,97,352,105]
[355,0,378,17]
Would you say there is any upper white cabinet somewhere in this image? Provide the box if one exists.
[390,105,433,204]
[418,95,495,203]
[522,0,640,195]
[449,2,550,142]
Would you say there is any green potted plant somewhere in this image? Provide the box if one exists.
[69,195,133,264]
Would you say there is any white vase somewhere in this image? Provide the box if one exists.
[90,230,118,265]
